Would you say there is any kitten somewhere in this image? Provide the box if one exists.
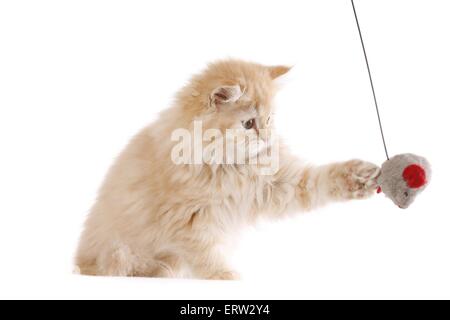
[75,59,380,279]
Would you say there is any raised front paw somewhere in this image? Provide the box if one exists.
[332,160,380,200]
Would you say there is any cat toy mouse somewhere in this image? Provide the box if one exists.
[376,154,431,209]
[351,0,431,208]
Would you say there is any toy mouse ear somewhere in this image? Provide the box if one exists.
[402,164,427,188]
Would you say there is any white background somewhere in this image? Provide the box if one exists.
[1,0,449,299]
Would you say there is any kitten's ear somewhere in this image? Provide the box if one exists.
[268,65,291,79]
[210,85,242,108]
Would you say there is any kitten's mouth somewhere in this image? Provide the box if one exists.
[250,140,271,156]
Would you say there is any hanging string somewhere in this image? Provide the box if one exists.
[351,0,390,160]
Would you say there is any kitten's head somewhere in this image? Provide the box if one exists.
[177,59,290,164]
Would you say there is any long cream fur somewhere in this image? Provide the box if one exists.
[75,59,380,279]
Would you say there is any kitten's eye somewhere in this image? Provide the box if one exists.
[242,119,255,130]
[404,191,409,197]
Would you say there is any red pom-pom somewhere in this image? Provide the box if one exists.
[402,164,427,189]
[377,186,382,193]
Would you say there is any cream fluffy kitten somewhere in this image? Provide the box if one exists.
[75,59,380,279]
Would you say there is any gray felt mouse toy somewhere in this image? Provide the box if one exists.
[350,4,431,209]
[376,153,431,209]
